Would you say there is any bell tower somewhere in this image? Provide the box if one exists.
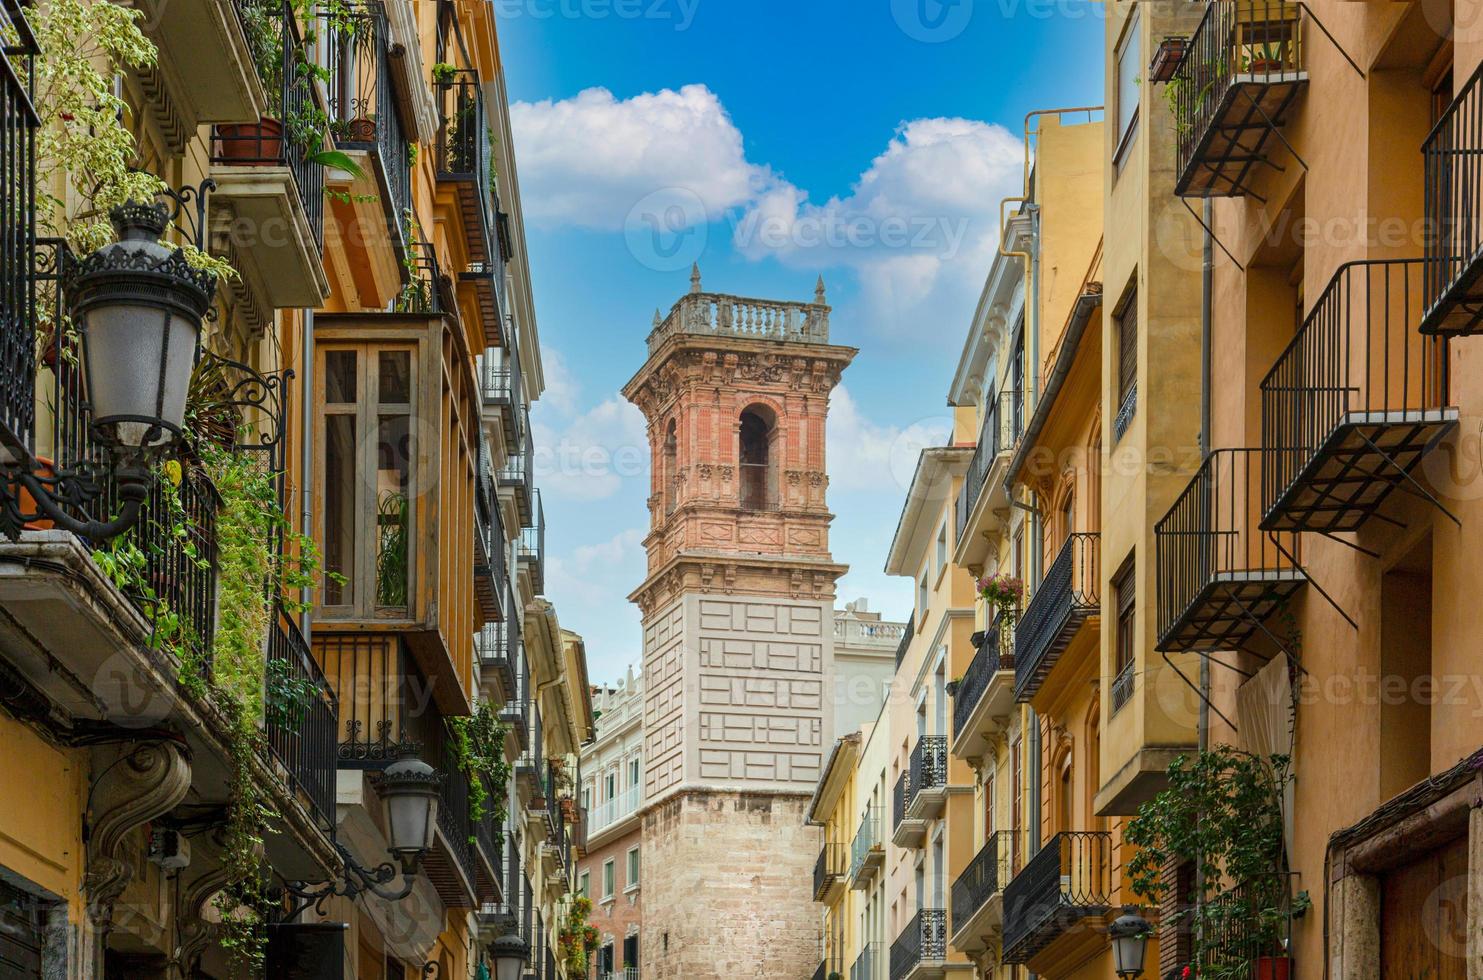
[623,267,855,978]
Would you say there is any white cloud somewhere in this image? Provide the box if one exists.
[511,84,772,231]
[530,395,648,503]
[827,385,952,494]
[734,117,1024,329]
[545,527,648,682]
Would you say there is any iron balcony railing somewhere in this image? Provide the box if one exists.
[1111,661,1136,714]
[1155,448,1305,653]
[321,0,410,257]
[1260,259,1452,533]
[951,831,1017,934]
[434,70,495,260]
[1171,0,1305,197]
[210,1,325,249]
[892,772,908,830]
[893,615,915,668]
[1002,831,1113,964]
[1014,533,1099,703]
[393,241,444,315]
[849,806,882,878]
[476,583,520,701]
[1422,59,1483,335]
[889,909,947,980]
[955,389,1024,543]
[1198,879,1293,972]
[474,780,502,889]
[265,608,338,833]
[907,736,948,809]
[501,408,535,522]
[851,943,880,980]
[516,701,544,793]
[813,840,846,900]
[812,961,827,980]
[499,618,530,744]
[0,0,37,454]
[519,488,546,595]
[952,612,1014,739]
[590,784,641,836]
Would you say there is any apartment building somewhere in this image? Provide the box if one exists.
[0,1,588,976]
[577,668,645,979]
[1145,1,1483,977]
[834,601,909,739]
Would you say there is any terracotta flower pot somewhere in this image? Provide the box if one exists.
[13,456,55,530]
[1256,956,1292,980]
[346,117,377,142]
[215,118,284,163]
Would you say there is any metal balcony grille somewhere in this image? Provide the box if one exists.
[849,806,881,880]
[908,736,948,808]
[1014,533,1099,703]
[950,831,1016,937]
[893,616,914,668]
[501,408,535,524]
[851,943,880,980]
[888,909,946,980]
[210,1,325,248]
[1422,59,1483,336]
[321,0,410,257]
[0,0,37,455]
[1002,831,1112,964]
[265,608,338,833]
[892,772,908,831]
[813,841,846,900]
[519,489,545,595]
[954,389,1023,543]
[952,613,1014,739]
[1260,259,1455,534]
[1172,0,1307,198]
[435,70,494,262]
[1156,448,1306,653]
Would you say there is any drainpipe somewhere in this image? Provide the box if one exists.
[299,307,314,638]
[1028,705,1041,859]
[1198,200,1212,754]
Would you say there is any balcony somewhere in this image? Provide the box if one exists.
[519,489,546,596]
[1002,831,1112,969]
[476,590,520,705]
[482,329,524,447]
[894,615,915,668]
[954,389,1025,569]
[589,784,642,841]
[209,1,328,307]
[1260,260,1456,534]
[950,614,1015,763]
[907,736,948,821]
[950,832,1016,953]
[320,1,414,298]
[501,409,535,525]
[515,702,545,801]
[474,448,508,624]
[1172,1,1308,198]
[0,3,35,453]
[264,609,339,836]
[814,840,847,903]
[888,909,947,980]
[499,626,531,752]
[435,71,496,263]
[1423,62,1483,336]
[1015,533,1099,703]
[134,0,267,136]
[848,806,885,889]
[851,943,881,980]
[1156,448,1306,653]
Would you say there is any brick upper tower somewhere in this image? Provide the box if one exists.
[622,267,855,978]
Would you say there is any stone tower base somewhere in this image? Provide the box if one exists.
[641,790,820,979]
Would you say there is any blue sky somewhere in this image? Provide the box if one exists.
[495,0,1105,683]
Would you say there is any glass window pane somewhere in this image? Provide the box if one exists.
[324,414,356,604]
[379,350,411,404]
[376,414,412,609]
[326,350,357,403]
[1116,15,1141,140]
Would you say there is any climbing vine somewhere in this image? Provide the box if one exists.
[448,701,513,836]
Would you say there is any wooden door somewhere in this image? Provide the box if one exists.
[1380,836,1468,980]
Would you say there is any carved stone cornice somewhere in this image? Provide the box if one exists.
[85,740,192,928]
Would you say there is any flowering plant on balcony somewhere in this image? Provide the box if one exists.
[977,574,1022,654]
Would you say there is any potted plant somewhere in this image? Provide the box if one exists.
[977,573,1022,654]
[559,795,577,822]
[1244,40,1287,74]
[1127,747,1309,980]
[218,0,286,162]
[1150,35,1188,82]
[432,61,458,85]
[945,676,962,698]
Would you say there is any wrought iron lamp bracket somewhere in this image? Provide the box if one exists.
[277,839,417,921]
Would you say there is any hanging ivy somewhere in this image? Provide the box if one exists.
[448,701,513,838]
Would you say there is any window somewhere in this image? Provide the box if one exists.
[1115,287,1138,440]
[663,418,679,516]
[1010,735,1022,869]
[318,345,416,616]
[918,571,929,623]
[984,769,996,834]
[739,406,778,511]
[602,859,615,899]
[1113,557,1137,713]
[935,524,948,576]
[581,786,591,811]
[626,847,640,887]
[605,771,616,800]
[1114,10,1142,164]
[578,871,590,899]
[628,757,640,789]
[1058,757,1074,832]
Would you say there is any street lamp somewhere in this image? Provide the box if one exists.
[1109,908,1153,979]
[1,196,216,541]
[489,932,528,980]
[280,754,443,918]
